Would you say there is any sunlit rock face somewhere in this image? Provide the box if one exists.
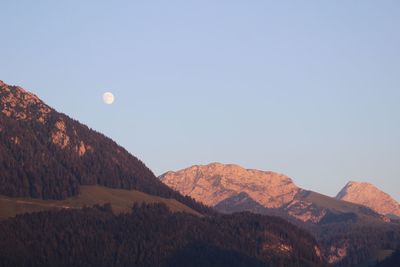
[0,80,52,124]
[336,181,400,218]
[0,81,92,156]
[51,119,70,149]
[161,164,395,266]
[0,80,177,201]
[160,164,386,225]
[160,163,300,208]
[327,242,349,265]
[284,198,327,224]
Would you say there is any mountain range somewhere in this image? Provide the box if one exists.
[160,163,400,266]
[1,80,399,267]
[0,80,326,267]
[160,163,398,224]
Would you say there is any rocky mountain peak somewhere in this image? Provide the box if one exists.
[336,181,400,218]
[160,163,300,208]
[0,81,52,124]
[0,80,207,213]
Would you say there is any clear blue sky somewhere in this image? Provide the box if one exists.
[1,1,399,200]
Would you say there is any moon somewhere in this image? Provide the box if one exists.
[103,92,115,105]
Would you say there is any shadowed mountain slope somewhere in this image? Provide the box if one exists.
[0,80,210,214]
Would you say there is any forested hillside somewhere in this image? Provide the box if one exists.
[0,204,326,267]
[0,81,210,214]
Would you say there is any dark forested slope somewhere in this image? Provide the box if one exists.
[0,81,209,213]
[374,250,400,267]
[0,203,326,267]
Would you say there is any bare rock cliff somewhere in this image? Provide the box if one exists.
[160,163,300,208]
[336,181,400,218]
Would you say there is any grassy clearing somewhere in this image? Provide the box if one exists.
[0,185,201,220]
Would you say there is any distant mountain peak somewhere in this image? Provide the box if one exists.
[161,163,387,224]
[161,164,394,265]
[336,181,400,218]
[345,180,373,187]
[160,163,300,208]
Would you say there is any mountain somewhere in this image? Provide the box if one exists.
[336,181,400,219]
[0,80,209,214]
[160,163,400,266]
[0,80,327,266]
[160,163,385,225]
[283,190,386,225]
[160,163,300,208]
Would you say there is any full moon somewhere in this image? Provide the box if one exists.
[103,92,115,105]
